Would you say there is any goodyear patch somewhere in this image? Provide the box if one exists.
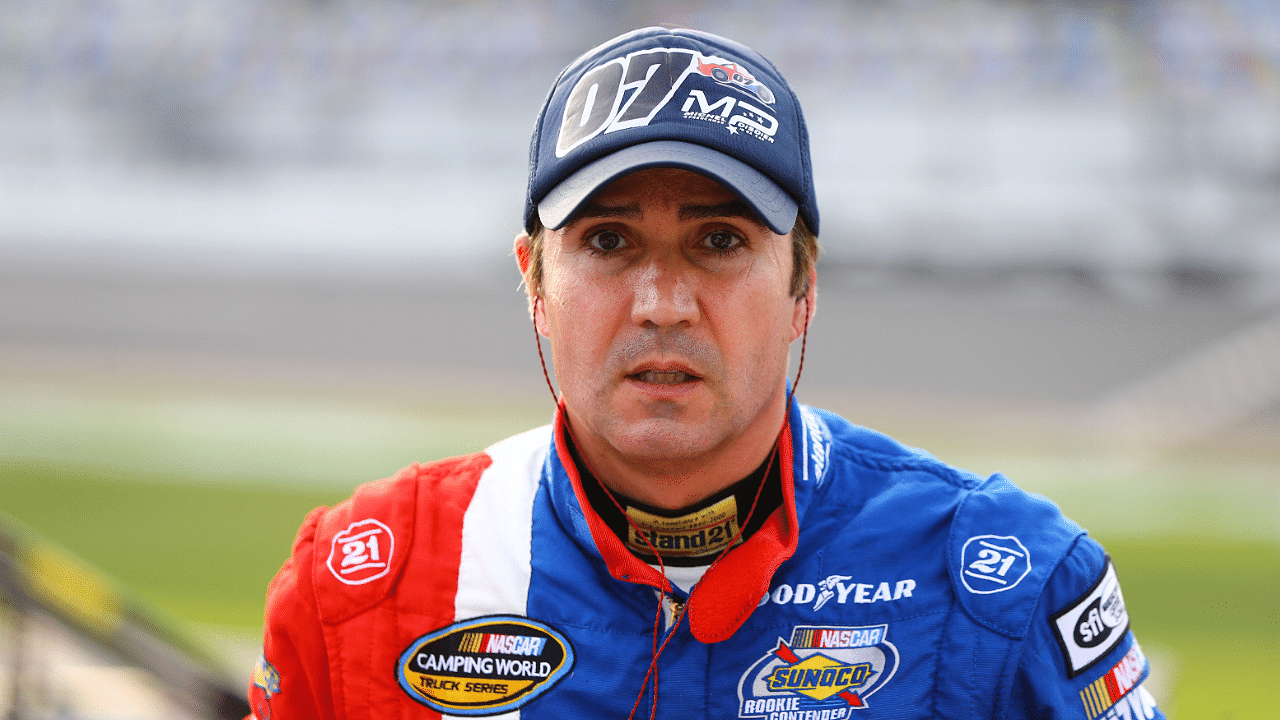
[397,615,574,716]
[625,495,741,559]
[738,624,899,716]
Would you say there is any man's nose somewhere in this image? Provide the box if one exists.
[630,259,700,329]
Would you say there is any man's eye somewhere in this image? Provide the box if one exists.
[587,231,627,253]
[703,230,743,252]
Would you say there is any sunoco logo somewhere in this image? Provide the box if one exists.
[397,615,574,716]
[738,624,899,717]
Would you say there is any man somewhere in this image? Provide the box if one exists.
[249,28,1163,720]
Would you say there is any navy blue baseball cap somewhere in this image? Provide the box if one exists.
[525,27,818,236]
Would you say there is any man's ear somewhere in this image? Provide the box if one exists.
[514,232,532,276]
[791,267,817,340]
[514,233,551,338]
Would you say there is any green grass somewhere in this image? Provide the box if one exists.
[1104,540,1279,719]
[0,383,551,631]
[0,458,349,629]
[0,382,551,487]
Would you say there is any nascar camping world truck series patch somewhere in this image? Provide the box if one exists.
[397,615,575,716]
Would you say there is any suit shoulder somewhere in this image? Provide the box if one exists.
[807,405,982,490]
[302,450,495,624]
[947,474,1087,638]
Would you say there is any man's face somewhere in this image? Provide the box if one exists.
[529,168,813,489]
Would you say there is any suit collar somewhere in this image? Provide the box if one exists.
[543,393,832,642]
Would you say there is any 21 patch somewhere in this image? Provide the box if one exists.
[959,534,1032,594]
[396,615,574,716]
[326,518,394,585]
[1052,558,1130,677]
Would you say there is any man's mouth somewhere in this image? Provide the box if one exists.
[630,370,699,385]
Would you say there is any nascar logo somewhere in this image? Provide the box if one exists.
[456,631,548,656]
[1080,643,1148,719]
[738,625,899,717]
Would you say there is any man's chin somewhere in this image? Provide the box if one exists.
[602,416,720,464]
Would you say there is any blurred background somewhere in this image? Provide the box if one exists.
[1,0,1277,717]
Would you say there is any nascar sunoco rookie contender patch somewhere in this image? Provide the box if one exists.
[396,615,575,716]
[1052,557,1130,677]
[738,624,899,716]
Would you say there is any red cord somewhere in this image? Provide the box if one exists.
[533,297,559,404]
[565,419,672,720]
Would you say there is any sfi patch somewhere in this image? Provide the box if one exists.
[1052,558,1130,677]
[1080,643,1150,719]
[959,534,1032,594]
[738,624,899,716]
[326,518,394,585]
[397,615,574,716]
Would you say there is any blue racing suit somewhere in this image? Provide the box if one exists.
[248,396,1163,720]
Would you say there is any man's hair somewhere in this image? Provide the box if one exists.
[521,215,818,299]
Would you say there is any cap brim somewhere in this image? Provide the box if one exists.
[537,140,799,235]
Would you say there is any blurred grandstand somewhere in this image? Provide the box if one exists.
[2,0,1277,437]
[1,0,1277,292]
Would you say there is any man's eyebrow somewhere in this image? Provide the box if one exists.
[569,201,642,222]
[567,199,767,228]
[679,200,766,227]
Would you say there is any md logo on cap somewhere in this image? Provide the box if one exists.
[555,48,779,157]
